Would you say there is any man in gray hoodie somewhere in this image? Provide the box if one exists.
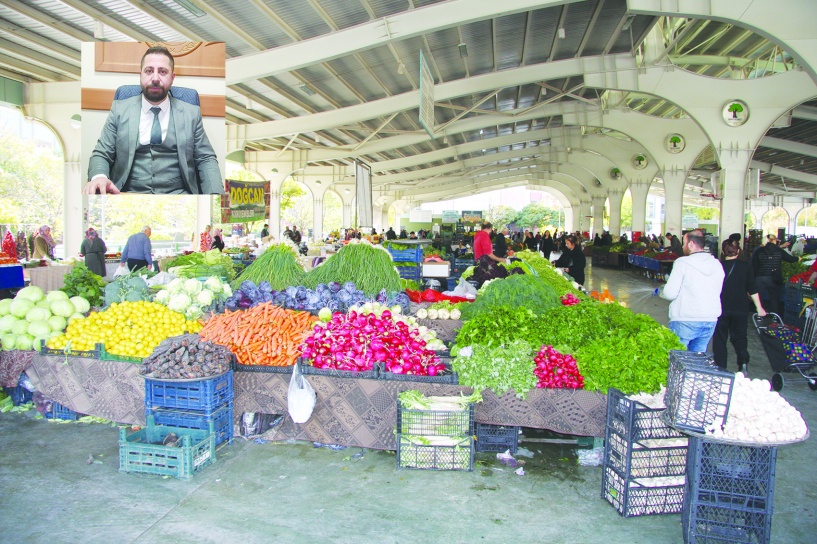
[661,229,725,352]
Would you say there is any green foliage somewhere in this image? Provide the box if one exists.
[459,274,560,320]
[233,243,306,290]
[451,340,538,398]
[455,306,548,349]
[782,259,807,280]
[513,250,583,297]
[167,250,239,280]
[485,205,519,231]
[516,203,561,230]
[303,242,402,295]
[60,264,106,308]
[103,273,150,307]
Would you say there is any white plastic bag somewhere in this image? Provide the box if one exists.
[113,264,129,278]
[288,363,316,424]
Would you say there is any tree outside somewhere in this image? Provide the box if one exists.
[619,191,633,231]
[515,202,562,230]
[485,204,518,230]
[87,196,198,251]
[683,205,720,221]
[762,207,789,237]
[745,212,757,230]
[280,179,313,236]
[322,189,343,237]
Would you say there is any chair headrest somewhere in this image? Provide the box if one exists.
[113,85,200,106]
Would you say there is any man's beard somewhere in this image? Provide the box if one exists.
[143,83,169,102]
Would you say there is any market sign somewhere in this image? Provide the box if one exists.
[221,179,270,223]
[682,214,699,229]
[410,208,433,223]
[461,210,483,224]
[441,210,460,224]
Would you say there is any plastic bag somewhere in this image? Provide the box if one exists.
[113,265,129,278]
[287,363,316,424]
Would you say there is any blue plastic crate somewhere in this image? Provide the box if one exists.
[46,401,82,421]
[148,403,233,445]
[144,371,233,414]
[475,423,519,453]
[398,265,422,280]
[387,245,423,263]
[3,384,32,406]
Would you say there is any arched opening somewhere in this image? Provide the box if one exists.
[761,207,789,238]
[281,178,313,238]
[322,189,343,239]
[619,189,633,232]
[745,211,757,230]
[795,205,817,237]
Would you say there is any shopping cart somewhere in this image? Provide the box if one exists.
[752,311,817,392]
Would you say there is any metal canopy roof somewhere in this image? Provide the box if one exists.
[1,0,815,204]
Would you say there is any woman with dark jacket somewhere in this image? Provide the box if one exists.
[540,231,555,261]
[751,234,798,315]
[554,234,586,285]
[524,231,538,252]
[493,229,508,258]
[715,241,766,372]
[210,228,225,251]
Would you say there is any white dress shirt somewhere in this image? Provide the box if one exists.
[139,95,170,145]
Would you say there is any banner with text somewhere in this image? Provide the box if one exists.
[461,210,483,224]
[221,179,270,223]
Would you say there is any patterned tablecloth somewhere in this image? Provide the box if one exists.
[14,355,607,448]
[0,350,37,387]
[27,264,74,291]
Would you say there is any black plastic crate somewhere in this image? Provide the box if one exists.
[686,437,777,509]
[682,498,772,544]
[396,434,474,471]
[144,371,234,414]
[148,403,233,446]
[605,431,688,479]
[397,404,474,437]
[607,388,687,443]
[665,351,733,434]
[3,384,32,406]
[231,359,294,374]
[298,359,377,380]
[475,423,519,453]
[602,465,685,517]
[377,361,458,384]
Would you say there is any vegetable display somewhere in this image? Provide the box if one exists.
[140,333,232,379]
[451,341,538,398]
[459,273,560,320]
[47,301,202,358]
[513,250,584,297]
[104,273,151,307]
[0,286,88,351]
[153,276,231,320]
[303,240,402,296]
[60,264,106,308]
[455,306,548,349]
[533,346,584,389]
[231,243,306,290]
[199,303,317,367]
[166,249,239,280]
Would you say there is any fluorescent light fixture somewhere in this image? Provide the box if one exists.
[622,14,636,31]
[245,97,253,110]
[94,20,104,40]
[558,28,566,39]
[172,0,206,17]
[458,43,468,58]
[298,82,317,96]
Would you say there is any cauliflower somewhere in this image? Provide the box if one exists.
[185,304,204,321]
[196,290,214,307]
[223,284,233,297]
[450,308,461,320]
[167,293,192,313]
[204,276,224,294]
[166,278,184,294]
[183,278,203,295]
[154,290,171,304]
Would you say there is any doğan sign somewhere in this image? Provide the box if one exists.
[221,180,269,223]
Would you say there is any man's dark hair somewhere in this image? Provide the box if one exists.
[686,229,705,250]
[141,46,174,72]
[481,222,493,230]
[728,233,741,243]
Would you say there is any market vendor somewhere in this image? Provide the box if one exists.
[554,234,586,286]
[473,222,504,263]
[120,226,153,272]
[32,225,55,260]
[80,228,107,277]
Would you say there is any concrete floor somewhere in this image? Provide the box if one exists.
[1,265,815,544]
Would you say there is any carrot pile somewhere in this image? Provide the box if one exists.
[589,288,616,303]
[199,302,318,367]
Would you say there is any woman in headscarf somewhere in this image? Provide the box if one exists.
[200,225,212,252]
[32,225,55,259]
[210,228,225,251]
[80,228,107,277]
[15,230,29,261]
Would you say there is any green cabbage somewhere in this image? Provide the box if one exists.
[0,299,13,316]
[69,296,91,314]
[1,333,16,350]
[16,286,44,302]
[68,313,85,323]
[46,290,69,303]
[11,320,29,335]
[36,299,51,310]
[27,320,51,337]
[25,307,51,323]
[14,334,34,350]
[9,298,34,318]
[50,299,75,318]
[47,315,67,332]
[0,315,18,332]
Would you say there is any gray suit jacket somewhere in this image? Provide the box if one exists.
[88,95,223,194]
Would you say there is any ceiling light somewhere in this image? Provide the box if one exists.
[298,82,317,96]
[94,20,104,40]
[458,43,468,58]
[245,97,253,110]
[344,189,350,194]
[558,28,566,39]
[315,180,321,185]
[622,14,637,32]
[397,62,405,75]
[172,0,206,17]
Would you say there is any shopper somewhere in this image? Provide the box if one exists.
[120,226,153,272]
[540,231,555,261]
[200,225,212,252]
[714,241,766,372]
[80,228,107,277]
[524,231,538,251]
[473,222,504,263]
[751,234,797,315]
[666,232,683,255]
[661,230,725,351]
[210,228,225,251]
[493,228,509,258]
[555,234,586,286]
[32,225,56,259]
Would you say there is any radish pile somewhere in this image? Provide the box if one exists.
[533,345,585,389]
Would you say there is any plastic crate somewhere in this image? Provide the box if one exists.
[39,339,101,359]
[97,343,143,363]
[686,437,777,510]
[605,431,688,479]
[665,351,734,434]
[144,371,233,413]
[231,359,294,374]
[387,245,423,263]
[453,258,475,269]
[46,401,83,421]
[396,434,474,471]
[397,265,422,280]
[148,403,233,445]
[475,423,519,453]
[298,359,378,380]
[377,361,458,384]
[606,388,688,443]
[602,465,686,517]
[119,416,216,480]
[3,384,32,406]
[397,404,474,437]
[682,502,772,544]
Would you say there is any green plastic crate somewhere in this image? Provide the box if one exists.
[119,416,216,480]
[97,343,143,363]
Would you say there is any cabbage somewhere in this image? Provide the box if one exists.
[14,334,34,350]
[25,307,51,323]
[204,276,223,294]
[154,290,171,304]
[184,279,203,295]
[166,278,185,294]
[46,290,69,303]
[0,299,12,316]
[16,285,44,302]
[185,305,204,320]
[168,293,192,313]
[27,320,51,337]
[223,284,232,297]
[50,299,75,318]
[32,334,50,351]
[68,313,85,323]
[0,314,18,332]
[196,290,214,306]
[2,333,16,350]
[69,296,91,314]
[9,298,34,318]
[47,315,67,332]
[36,299,51,310]
[11,319,29,336]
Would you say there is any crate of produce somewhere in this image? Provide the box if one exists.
[606,388,688,443]
[39,340,101,359]
[46,401,83,421]
[97,343,143,363]
[387,245,423,263]
[3,384,32,406]
[397,264,422,281]
[119,416,216,480]
[605,431,688,480]
[144,371,233,413]
[453,257,475,269]
[397,404,474,437]
[377,361,458,384]
[603,465,686,517]
[665,351,734,434]
[784,282,813,307]
[396,434,474,471]
[231,359,294,374]
[685,437,777,509]
[475,423,519,453]
[148,403,233,446]
[298,359,377,380]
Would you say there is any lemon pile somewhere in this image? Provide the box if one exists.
[47,301,202,358]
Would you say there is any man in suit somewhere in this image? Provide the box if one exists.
[83,46,223,195]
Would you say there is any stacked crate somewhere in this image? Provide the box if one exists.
[682,438,777,544]
[783,282,813,330]
[475,423,519,454]
[602,388,688,517]
[664,351,734,434]
[448,257,474,291]
[387,244,423,282]
[396,399,474,471]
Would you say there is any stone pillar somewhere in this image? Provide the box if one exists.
[269,190,281,240]
[608,190,624,236]
[662,169,687,238]
[579,200,592,233]
[592,196,606,236]
[717,152,752,241]
[630,181,651,234]
[343,203,352,230]
[312,198,324,241]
